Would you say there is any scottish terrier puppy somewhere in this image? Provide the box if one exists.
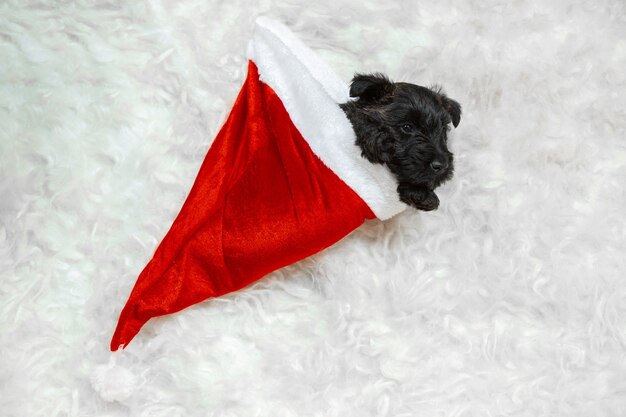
[340,73,461,211]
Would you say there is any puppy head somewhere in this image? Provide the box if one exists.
[348,73,461,192]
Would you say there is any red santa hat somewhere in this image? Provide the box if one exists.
[110,17,407,351]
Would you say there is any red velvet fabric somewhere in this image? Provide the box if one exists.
[111,61,376,350]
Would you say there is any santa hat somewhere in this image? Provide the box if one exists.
[110,17,407,351]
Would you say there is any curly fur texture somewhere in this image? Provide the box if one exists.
[2,1,626,417]
[341,73,461,211]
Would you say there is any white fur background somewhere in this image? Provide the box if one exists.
[1,1,625,416]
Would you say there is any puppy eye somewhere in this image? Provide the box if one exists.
[400,123,414,134]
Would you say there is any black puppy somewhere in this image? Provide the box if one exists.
[340,73,461,211]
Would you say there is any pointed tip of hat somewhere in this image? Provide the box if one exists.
[110,307,148,351]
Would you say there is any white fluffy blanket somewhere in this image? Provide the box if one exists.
[1,1,625,416]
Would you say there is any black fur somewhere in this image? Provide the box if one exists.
[340,73,462,211]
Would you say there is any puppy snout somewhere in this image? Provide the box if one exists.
[430,160,447,172]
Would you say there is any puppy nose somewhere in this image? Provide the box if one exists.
[430,160,447,172]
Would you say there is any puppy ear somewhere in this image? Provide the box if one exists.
[443,98,462,128]
[349,73,394,102]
